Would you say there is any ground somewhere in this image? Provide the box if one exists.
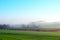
[0,30,60,40]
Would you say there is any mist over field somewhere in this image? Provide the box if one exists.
[1,0,60,40]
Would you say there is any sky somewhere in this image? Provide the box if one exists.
[0,0,60,24]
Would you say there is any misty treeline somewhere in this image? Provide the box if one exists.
[0,23,40,31]
[0,24,9,29]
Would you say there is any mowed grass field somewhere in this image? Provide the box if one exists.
[0,30,60,40]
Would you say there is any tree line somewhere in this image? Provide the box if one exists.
[0,23,39,30]
[0,24,9,29]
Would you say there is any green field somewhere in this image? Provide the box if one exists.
[0,30,60,40]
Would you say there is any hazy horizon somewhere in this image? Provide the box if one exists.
[0,0,60,24]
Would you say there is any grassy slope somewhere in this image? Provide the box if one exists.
[0,30,60,40]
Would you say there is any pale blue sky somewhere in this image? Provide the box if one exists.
[0,0,60,24]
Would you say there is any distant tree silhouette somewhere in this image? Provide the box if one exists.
[0,24,9,29]
[20,24,26,28]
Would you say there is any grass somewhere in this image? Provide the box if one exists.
[0,30,60,40]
